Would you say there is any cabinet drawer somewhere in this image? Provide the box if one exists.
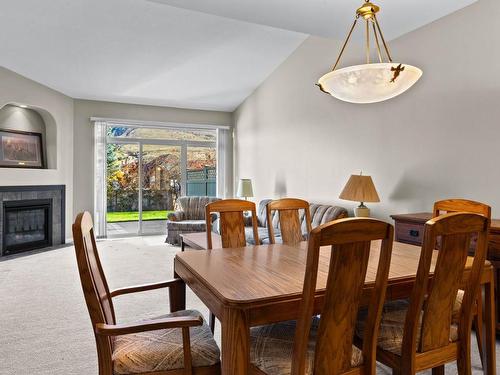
[395,222,425,245]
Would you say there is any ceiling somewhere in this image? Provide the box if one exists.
[152,0,478,40]
[0,0,477,112]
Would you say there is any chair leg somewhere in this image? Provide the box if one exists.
[457,329,473,375]
[432,365,445,375]
[209,312,216,333]
[473,291,485,369]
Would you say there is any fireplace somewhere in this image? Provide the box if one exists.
[0,185,65,256]
[3,199,52,255]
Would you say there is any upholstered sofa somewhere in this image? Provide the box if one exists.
[165,196,220,244]
[244,199,348,245]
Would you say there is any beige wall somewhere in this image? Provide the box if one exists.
[233,0,500,219]
[0,66,74,237]
[73,99,233,215]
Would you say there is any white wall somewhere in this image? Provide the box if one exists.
[0,66,74,237]
[233,0,500,220]
[73,99,233,216]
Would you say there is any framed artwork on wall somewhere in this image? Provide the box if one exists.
[0,129,44,168]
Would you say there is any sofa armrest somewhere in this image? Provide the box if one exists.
[167,211,184,221]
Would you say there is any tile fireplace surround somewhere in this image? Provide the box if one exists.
[0,185,65,256]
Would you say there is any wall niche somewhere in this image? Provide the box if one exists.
[0,104,57,169]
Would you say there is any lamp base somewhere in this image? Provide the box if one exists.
[354,203,370,217]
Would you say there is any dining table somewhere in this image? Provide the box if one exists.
[172,233,497,375]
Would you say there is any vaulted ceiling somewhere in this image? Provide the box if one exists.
[0,0,477,111]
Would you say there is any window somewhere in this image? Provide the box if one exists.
[94,121,226,238]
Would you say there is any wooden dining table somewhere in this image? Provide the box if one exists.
[172,233,497,375]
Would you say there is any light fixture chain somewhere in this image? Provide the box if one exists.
[373,14,393,62]
[331,17,359,71]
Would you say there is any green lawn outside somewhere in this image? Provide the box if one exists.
[107,210,173,223]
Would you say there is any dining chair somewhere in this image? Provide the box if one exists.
[73,212,221,375]
[433,198,491,366]
[250,217,394,375]
[266,198,312,245]
[433,199,491,219]
[205,198,259,249]
[356,212,490,374]
[205,199,259,332]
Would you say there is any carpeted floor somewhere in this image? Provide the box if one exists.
[0,235,497,374]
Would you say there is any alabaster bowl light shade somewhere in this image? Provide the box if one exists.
[318,63,422,104]
[339,175,380,203]
[237,179,254,198]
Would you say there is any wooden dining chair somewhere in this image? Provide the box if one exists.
[205,199,259,249]
[73,212,221,375]
[265,198,312,245]
[249,217,394,375]
[205,199,259,332]
[356,212,490,374]
[433,198,491,366]
[433,199,491,219]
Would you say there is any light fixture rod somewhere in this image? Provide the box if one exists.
[371,19,383,63]
[366,19,370,64]
[373,14,393,62]
[331,17,359,71]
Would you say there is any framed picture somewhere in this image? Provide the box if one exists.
[0,129,44,168]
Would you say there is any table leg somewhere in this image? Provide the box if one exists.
[169,270,186,312]
[483,269,497,375]
[221,308,249,375]
[181,238,185,252]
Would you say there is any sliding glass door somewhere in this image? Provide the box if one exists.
[141,144,181,235]
[100,123,218,237]
[106,142,140,236]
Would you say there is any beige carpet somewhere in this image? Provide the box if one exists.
[0,235,496,374]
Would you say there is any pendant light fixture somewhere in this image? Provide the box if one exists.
[317,1,422,104]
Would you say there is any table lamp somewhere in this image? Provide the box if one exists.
[237,179,254,200]
[339,173,380,217]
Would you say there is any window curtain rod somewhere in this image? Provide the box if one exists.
[90,117,231,131]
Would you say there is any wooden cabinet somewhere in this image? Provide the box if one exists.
[391,212,500,332]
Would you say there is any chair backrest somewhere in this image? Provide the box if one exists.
[292,218,394,375]
[266,198,312,245]
[402,213,489,359]
[205,199,259,249]
[73,212,116,327]
[433,199,491,219]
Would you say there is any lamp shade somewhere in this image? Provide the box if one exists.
[318,63,422,104]
[237,179,253,198]
[339,175,380,203]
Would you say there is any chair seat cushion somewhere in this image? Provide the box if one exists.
[356,300,458,356]
[250,318,363,375]
[113,310,220,374]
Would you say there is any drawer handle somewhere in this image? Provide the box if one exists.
[409,230,419,237]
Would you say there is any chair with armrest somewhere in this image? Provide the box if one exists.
[73,211,220,375]
[266,198,312,245]
[433,198,491,367]
[250,217,394,375]
[356,212,490,374]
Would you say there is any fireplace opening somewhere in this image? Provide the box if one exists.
[3,199,52,255]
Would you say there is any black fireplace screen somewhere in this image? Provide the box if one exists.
[3,199,52,255]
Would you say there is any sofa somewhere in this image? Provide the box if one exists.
[244,199,348,245]
[165,196,220,244]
